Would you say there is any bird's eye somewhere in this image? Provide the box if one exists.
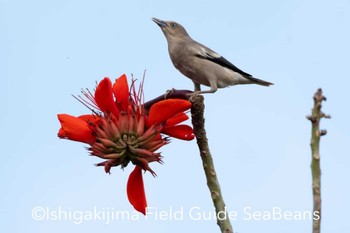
[171,23,177,28]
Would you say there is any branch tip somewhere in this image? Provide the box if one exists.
[308,88,329,233]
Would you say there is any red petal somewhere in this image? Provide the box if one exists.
[113,74,129,111]
[95,77,119,117]
[78,114,100,124]
[127,166,147,215]
[148,99,192,125]
[162,125,195,141]
[57,114,95,144]
[166,112,189,127]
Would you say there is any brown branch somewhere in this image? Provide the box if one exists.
[306,88,330,233]
[144,89,193,111]
[190,94,233,233]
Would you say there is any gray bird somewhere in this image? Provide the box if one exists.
[152,18,273,94]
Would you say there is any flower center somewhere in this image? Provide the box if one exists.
[92,113,166,175]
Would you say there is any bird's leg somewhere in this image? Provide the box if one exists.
[194,82,217,94]
[195,89,217,94]
[187,82,202,96]
[188,81,217,95]
[194,82,201,92]
[190,88,217,95]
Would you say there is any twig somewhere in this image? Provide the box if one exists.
[306,88,330,233]
[190,94,233,233]
[143,89,193,110]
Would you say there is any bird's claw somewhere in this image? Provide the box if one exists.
[187,91,203,101]
[164,88,177,99]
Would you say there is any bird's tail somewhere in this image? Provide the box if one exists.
[246,76,273,86]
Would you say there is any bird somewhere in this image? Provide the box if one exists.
[152,18,273,94]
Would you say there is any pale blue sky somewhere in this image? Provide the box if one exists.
[1,0,349,232]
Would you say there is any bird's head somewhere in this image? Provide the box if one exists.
[152,18,190,40]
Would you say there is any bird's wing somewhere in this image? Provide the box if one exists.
[194,47,252,77]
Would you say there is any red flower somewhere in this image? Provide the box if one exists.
[57,74,194,215]
[57,114,96,144]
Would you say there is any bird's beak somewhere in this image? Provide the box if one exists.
[152,18,167,27]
